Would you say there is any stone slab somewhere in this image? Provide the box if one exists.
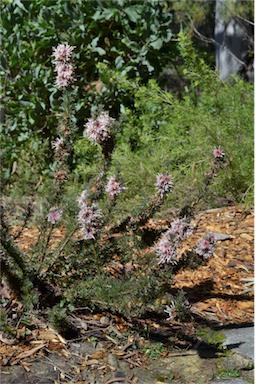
[221,326,254,361]
[210,379,252,384]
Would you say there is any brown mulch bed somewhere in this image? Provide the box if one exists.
[173,205,254,325]
[9,205,254,326]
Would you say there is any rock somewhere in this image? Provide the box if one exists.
[220,352,254,371]
[108,353,120,369]
[135,352,215,384]
[69,341,96,356]
[210,379,251,384]
[221,326,254,361]
[99,316,110,325]
[210,232,234,241]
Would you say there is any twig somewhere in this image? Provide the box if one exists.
[186,13,248,69]
[104,378,135,384]
[13,202,33,240]
[119,342,133,352]
[40,224,79,277]
[104,334,119,345]
[44,356,76,382]
[124,359,142,368]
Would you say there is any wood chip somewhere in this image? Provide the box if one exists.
[240,233,253,241]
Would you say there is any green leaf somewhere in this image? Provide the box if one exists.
[150,38,163,50]
[101,9,115,20]
[90,36,99,48]
[13,0,28,13]
[141,59,154,72]
[162,30,172,43]
[93,47,106,56]
[92,10,101,21]
[124,7,140,22]
[115,56,125,69]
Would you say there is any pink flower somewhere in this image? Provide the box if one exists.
[155,236,178,265]
[155,218,192,265]
[77,190,102,240]
[52,43,75,88]
[164,301,177,320]
[194,233,216,259]
[52,44,75,64]
[105,176,126,200]
[213,147,225,159]
[167,218,193,241]
[47,207,63,225]
[85,112,115,144]
[52,136,64,151]
[55,64,74,88]
[165,299,190,321]
[155,173,173,198]
[77,189,88,208]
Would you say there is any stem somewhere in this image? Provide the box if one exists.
[38,224,54,268]
[40,224,79,277]
[13,202,33,240]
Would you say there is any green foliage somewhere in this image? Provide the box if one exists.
[142,341,166,358]
[218,368,240,379]
[47,306,77,338]
[0,308,16,337]
[108,74,253,211]
[196,327,226,348]
[1,0,253,191]
[62,259,170,317]
[1,0,177,179]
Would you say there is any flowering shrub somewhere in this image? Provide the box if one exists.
[155,236,178,265]
[52,137,64,151]
[154,218,193,265]
[164,297,190,321]
[168,218,193,241]
[1,40,232,326]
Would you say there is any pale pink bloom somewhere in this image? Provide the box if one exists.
[52,43,76,63]
[164,301,177,320]
[165,299,190,321]
[167,218,193,241]
[52,43,75,88]
[105,176,126,200]
[85,112,115,144]
[155,236,178,265]
[52,136,64,151]
[155,218,192,264]
[213,147,225,159]
[55,63,74,88]
[47,207,63,225]
[77,190,102,240]
[205,233,216,243]
[194,233,216,259]
[77,189,88,208]
[155,173,173,198]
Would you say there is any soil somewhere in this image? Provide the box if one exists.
[1,205,254,384]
